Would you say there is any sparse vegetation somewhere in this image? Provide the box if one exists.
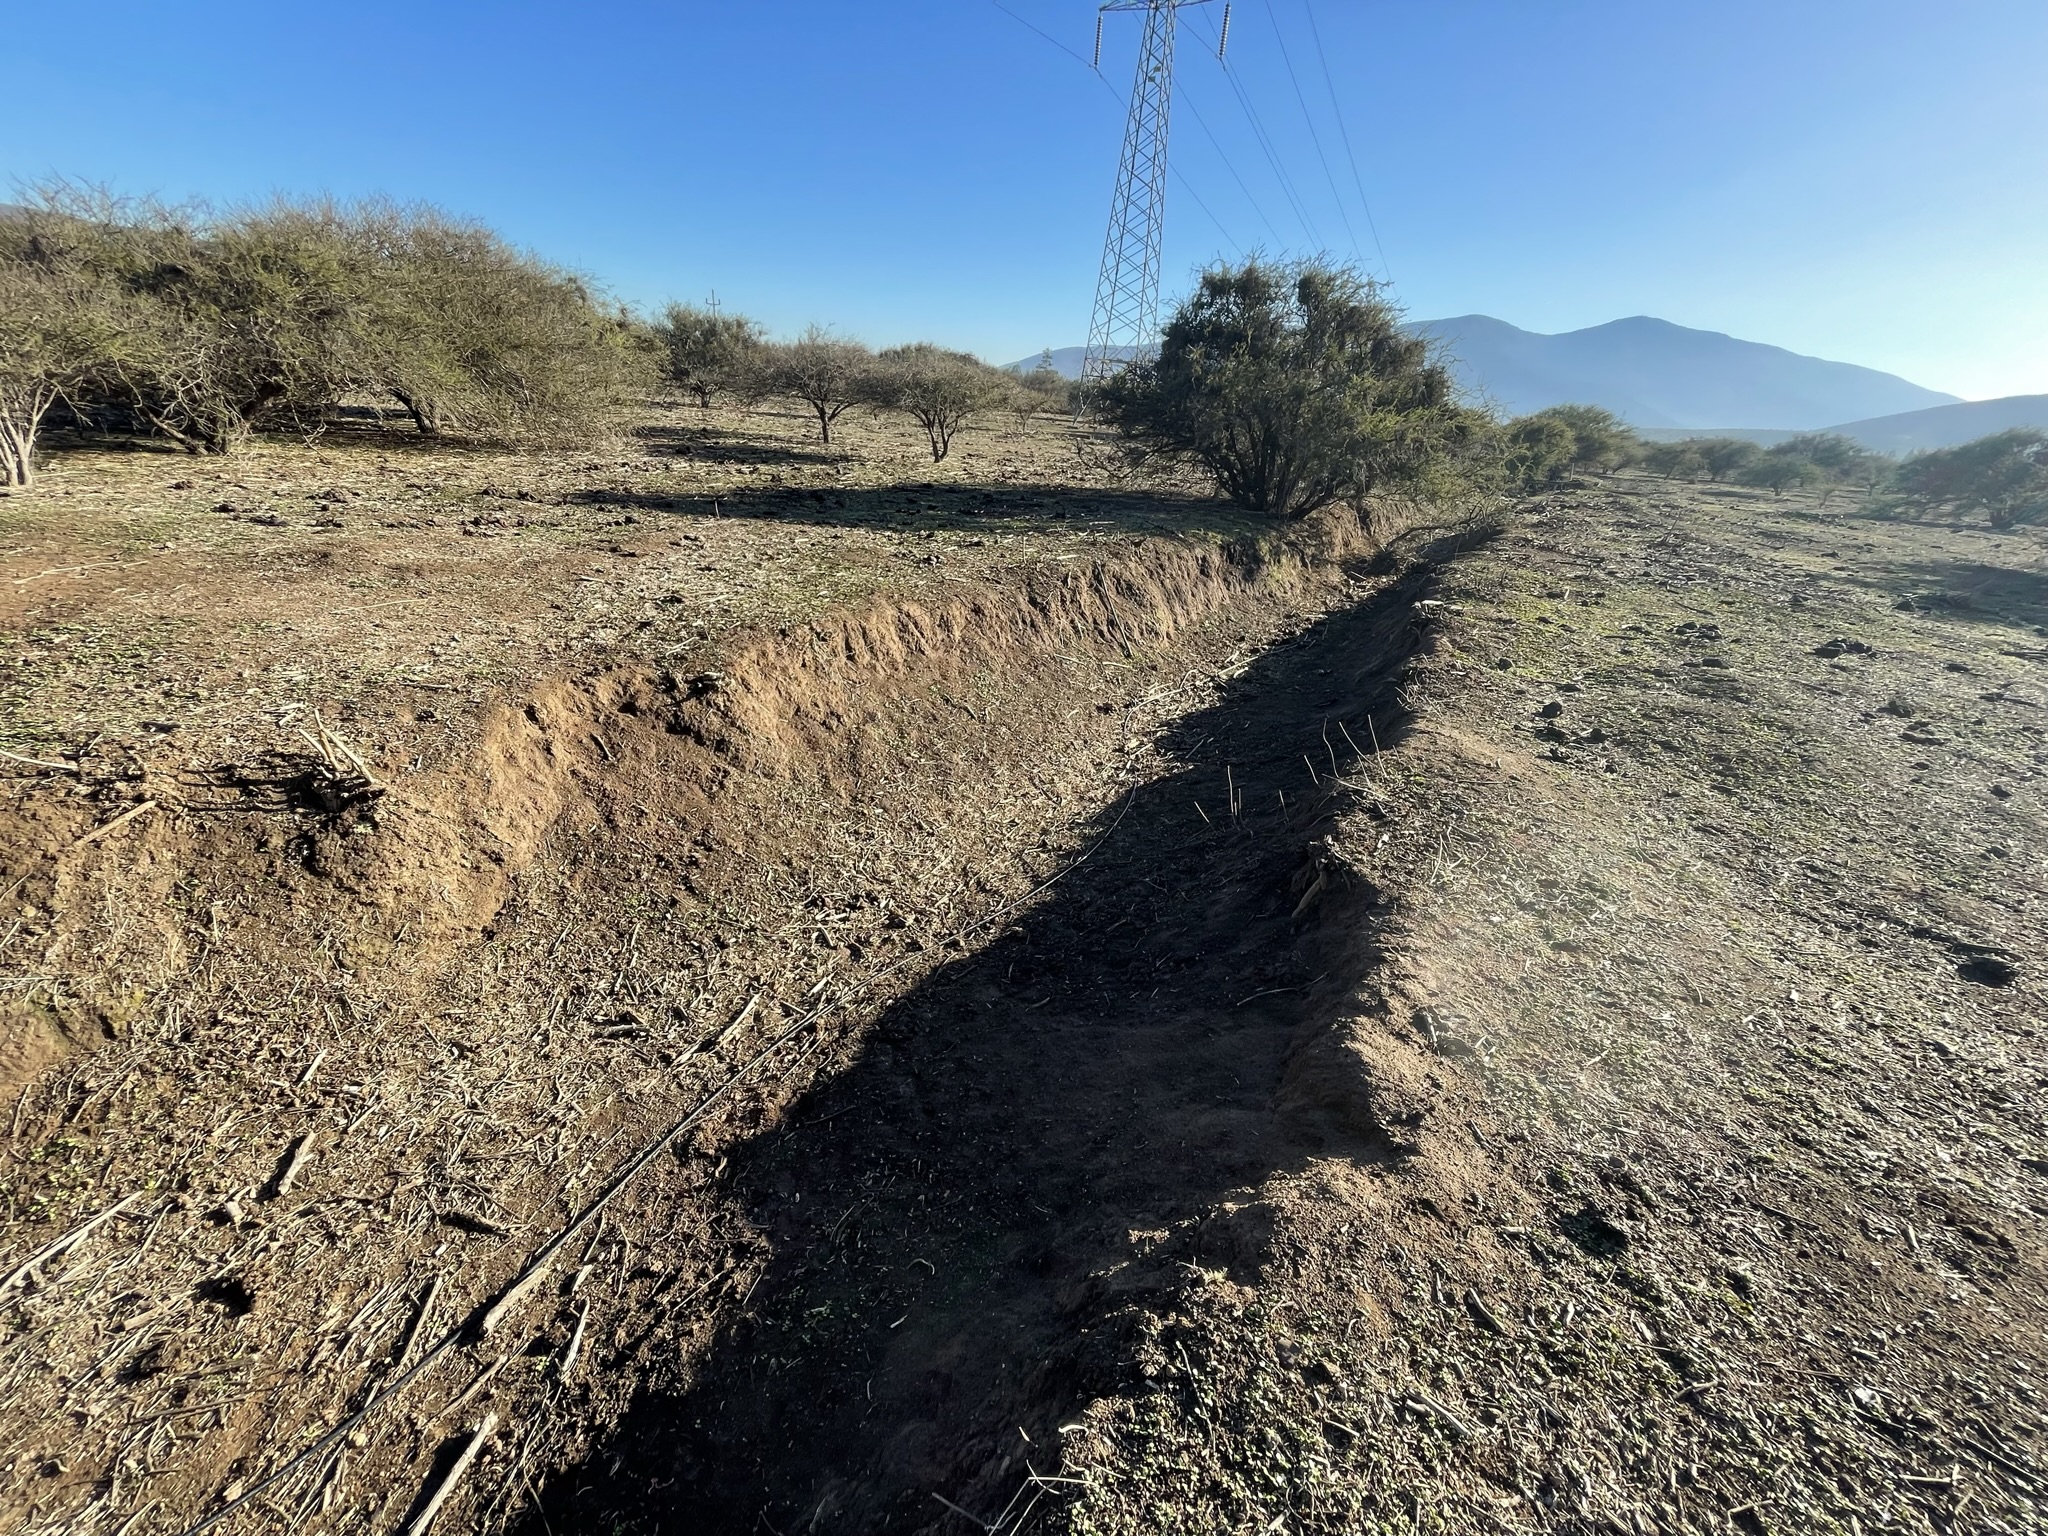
[1890,427,2048,527]
[1093,257,1481,519]
[1009,350,1074,430]
[867,344,1010,463]
[653,302,765,409]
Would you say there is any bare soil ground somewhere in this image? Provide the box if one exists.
[1,408,2042,1536]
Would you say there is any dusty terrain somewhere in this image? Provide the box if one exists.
[1,401,2042,1536]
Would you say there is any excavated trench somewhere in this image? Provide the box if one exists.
[0,509,1473,1536]
[511,562,1448,1536]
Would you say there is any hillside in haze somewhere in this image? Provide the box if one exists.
[1411,315,1959,429]
[1820,394,2048,455]
[1014,318,1960,432]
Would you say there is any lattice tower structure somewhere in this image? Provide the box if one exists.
[1082,1,1208,384]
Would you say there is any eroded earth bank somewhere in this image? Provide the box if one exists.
[3,438,2044,1536]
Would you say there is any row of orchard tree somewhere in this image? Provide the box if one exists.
[7,190,2039,526]
[649,307,1068,460]
[0,189,1063,488]
[1499,403,2047,528]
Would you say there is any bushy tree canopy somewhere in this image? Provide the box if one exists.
[653,303,764,409]
[872,344,1010,462]
[0,188,649,481]
[1093,257,1477,519]
[1892,429,2048,528]
[756,328,876,444]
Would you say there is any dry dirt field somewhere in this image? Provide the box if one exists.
[1,400,2043,1536]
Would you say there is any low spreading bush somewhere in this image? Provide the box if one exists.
[1092,257,1483,519]
[0,187,650,481]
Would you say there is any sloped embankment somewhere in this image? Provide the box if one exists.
[0,503,1454,1535]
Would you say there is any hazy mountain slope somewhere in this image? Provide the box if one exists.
[1413,314,1959,429]
[1822,393,2048,454]
[1003,345,1147,378]
[1014,318,1959,433]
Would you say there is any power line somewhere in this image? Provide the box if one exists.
[1302,0,1391,281]
[1261,0,1361,260]
[987,0,1096,73]
[985,1,1241,257]
[1180,84,1284,249]
[1187,7,1325,249]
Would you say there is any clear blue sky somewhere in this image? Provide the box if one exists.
[9,1,2045,398]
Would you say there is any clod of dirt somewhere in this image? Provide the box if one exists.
[1957,955,2019,987]
[1880,694,1918,718]
[1538,699,1565,719]
[1990,783,2012,799]
[193,1275,256,1316]
[1813,638,1873,659]
[1558,1202,1631,1257]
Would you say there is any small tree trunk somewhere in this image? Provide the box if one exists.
[0,421,33,488]
[0,390,53,488]
[814,402,832,443]
[392,390,442,436]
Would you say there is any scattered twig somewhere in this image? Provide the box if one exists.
[72,800,159,849]
[2,1191,143,1292]
[558,1298,589,1379]
[262,1133,317,1201]
[1404,1391,1473,1440]
[930,1491,998,1531]
[404,1413,497,1536]
[0,745,79,774]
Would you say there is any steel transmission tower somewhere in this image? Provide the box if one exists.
[1082,1,1212,384]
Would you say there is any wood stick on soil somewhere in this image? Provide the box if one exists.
[1407,1391,1473,1440]
[263,1133,317,1200]
[480,995,793,1338]
[437,1355,510,1422]
[0,745,79,774]
[558,1298,589,1379]
[404,1413,497,1536]
[313,709,382,787]
[396,1276,443,1369]
[72,800,159,849]
[2,1191,143,1292]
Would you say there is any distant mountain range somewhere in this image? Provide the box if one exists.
[1408,315,1958,430]
[1008,319,2044,452]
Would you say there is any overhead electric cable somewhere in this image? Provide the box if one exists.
[1187,8,1324,248]
[1261,0,1362,259]
[1302,0,1391,280]
[986,1,1242,257]
[987,0,1096,73]
[1180,86,1285,249]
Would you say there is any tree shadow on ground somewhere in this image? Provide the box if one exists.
[1833,553,2048,629]
[635,420,848,469]
[516,529,1491,1536]
[571,479,1258,542]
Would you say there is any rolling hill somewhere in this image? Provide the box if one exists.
[1817,394,2048,454]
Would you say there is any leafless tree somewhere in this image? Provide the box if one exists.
[874,344,1011,461]
[758,327,876,444]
